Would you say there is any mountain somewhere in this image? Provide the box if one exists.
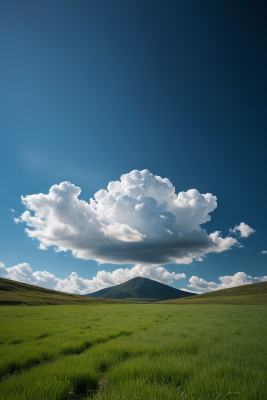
[160,281,267,304]
[85,276,196,302]
[0,277,126,306]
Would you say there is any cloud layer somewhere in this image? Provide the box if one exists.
[0,262,185,295]
[15,170,242,265]
[188,271,267,292]
[1,262,265,295]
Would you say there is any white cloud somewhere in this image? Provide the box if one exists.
[8,209,16,213]
[188,271,259,292]
[104,222,146,242]
[218,272,253,288]
[180,287,202,294]
[260,250,267,254]
[0,262,186,295]
[230,222,256,238]
[16,169,239,265]
[254,276,267,282]
[188,276,217,291]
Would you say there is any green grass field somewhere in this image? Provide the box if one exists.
[0,303,266,400]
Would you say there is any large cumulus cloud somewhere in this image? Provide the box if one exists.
[16,169,240,264]
[0,262,186,295]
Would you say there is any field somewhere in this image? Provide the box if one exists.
[0,304,266,400]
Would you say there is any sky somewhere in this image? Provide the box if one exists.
[1,1,266,295]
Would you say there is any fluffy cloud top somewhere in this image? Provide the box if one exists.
[187,271,267,292]
[0,262,185,295]
[230,222,256,238]
[16,169,240,265]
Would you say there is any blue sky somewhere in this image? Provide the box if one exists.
[1,1,266,294]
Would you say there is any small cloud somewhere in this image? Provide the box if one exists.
[230,222,256,238]
[180,287,202,294]
[8,209,16,213]
[39,243,47,250]
[14,218,20,224]
[260,250,267,254]
[165,229,173,235]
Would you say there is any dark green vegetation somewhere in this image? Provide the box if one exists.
[161,281,267,305]
[0,304,266,400]
[0,277,126,305]
[86,276,195,301]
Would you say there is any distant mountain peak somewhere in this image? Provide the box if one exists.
[85,276,195,302]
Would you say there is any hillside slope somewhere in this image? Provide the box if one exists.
[0,277,125,305]
[160,281,267,304]
[86,276,195,302]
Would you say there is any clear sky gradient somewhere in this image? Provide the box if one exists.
[1,1,266,294]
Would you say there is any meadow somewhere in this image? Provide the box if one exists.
[0,304,266,400]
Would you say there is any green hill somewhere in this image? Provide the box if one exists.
[85,276,195,302]
[160,281,267,304]
[0,277,126,305]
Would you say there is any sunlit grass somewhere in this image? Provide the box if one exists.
[0,305,266,399]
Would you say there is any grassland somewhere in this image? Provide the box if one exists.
[1,277,266,306]
[0,277,129,305]
[0,303,266,400]
[161,281,267,304]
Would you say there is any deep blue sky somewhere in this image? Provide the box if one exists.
[1,1,266,292]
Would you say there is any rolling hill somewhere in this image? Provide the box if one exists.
[85,276,196,302]
[0,277,126,305]
[160,281,267,304]
[1,276,265,306]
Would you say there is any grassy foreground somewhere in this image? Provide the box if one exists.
[0,304,266,400]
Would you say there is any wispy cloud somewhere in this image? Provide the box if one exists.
[180,288,202,294]
[15,170,241,265]
[260,250,267,254]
